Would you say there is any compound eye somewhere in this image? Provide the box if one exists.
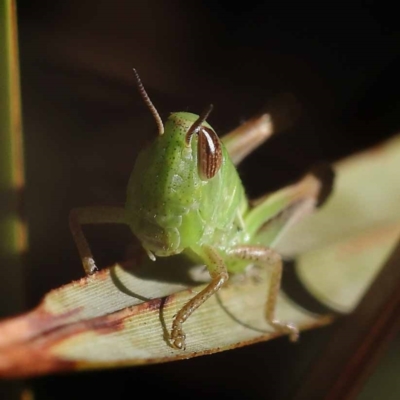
[197,126,222,180]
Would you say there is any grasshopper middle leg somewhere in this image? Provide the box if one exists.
[69,206,127,275]
[227,245,299,342]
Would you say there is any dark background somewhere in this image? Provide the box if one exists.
[8,0,400,398]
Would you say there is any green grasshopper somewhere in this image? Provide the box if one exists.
[70,70,329,350]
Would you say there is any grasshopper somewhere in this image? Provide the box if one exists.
[70,70,330,350]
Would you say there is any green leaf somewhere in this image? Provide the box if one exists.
[0,0,26,317]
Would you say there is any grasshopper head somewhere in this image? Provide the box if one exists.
[128,71,225,258]
[126,110,225,258]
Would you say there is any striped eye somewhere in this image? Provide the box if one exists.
[197,126,222,180]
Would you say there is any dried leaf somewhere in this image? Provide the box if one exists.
[0,260,333,378]
[0,135,399,378]
[278,134,400,312]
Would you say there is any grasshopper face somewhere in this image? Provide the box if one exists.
[125,112,224,258]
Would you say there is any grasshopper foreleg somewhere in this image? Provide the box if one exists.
[170,245,229,350]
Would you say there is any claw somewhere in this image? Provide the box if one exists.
[287,324,300,342]
[172,336,186,350]
[272,320,299,342]
[170,328,186,350]
[83,257,98,275]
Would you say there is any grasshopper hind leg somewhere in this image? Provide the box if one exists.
[227,245,299,342]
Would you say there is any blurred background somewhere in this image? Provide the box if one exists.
[5,0,400,398]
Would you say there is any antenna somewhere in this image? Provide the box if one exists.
[185,104,214,145]
[132,68,164,135]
